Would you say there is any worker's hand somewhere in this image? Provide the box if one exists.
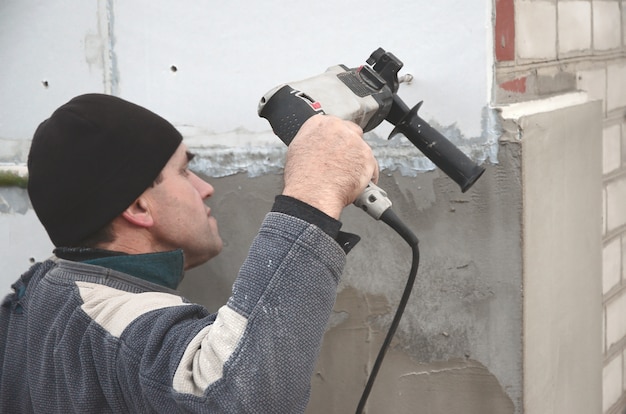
[282,114,379,220]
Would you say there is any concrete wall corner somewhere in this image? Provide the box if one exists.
[501,98,603,414]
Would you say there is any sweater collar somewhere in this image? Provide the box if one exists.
[53,247,185,290]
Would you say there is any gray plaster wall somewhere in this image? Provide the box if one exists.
[180,143,523,413]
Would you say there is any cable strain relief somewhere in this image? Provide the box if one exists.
[380,209,419,247]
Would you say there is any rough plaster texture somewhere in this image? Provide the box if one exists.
[180,145,524,413]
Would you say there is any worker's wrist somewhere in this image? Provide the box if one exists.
[271,195,342,240]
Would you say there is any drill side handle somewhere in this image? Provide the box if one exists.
[388,97,485,193]
[258,85,323,145]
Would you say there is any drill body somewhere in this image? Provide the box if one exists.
[258,62,395,145]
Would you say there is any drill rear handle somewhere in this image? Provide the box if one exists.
[386,96,485,192]
[257,85,322,145]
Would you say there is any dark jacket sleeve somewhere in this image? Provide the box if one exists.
[117,212,346,413]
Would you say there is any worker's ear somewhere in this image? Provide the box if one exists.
[121,196,154,228]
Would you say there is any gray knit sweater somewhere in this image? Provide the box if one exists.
[0,212,346,413]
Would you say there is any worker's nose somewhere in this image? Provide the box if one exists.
[190,172,214,199]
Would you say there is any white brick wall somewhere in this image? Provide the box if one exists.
[558,1,592,53]
[606,177,626,232]
[604,353,623,412]
[623,348,626,393]
[593,1,622,50]
[604,237,621,294]
[510,0,626,412]
[577,67,607,114]
[623,0,626,46]
[622,120,626,167]
[607,61,626,112]
[516,1,557,60]
[604,187,608,234]
[607,289,626,351]
[623,235,626,284]
[603,117,626,414]
[604,124,622,175]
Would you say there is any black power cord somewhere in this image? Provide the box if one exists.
[355,208,420,414]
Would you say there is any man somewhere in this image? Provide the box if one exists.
[0,93,378,413]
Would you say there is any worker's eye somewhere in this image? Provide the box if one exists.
[180,167,190,177]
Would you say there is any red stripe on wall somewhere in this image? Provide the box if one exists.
[495,0,515,62]
[500,77,527,93]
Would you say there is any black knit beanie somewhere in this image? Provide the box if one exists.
[27,93,183,247]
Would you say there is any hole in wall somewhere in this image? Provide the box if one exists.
[170,65,178,73]
[42,80,49,88]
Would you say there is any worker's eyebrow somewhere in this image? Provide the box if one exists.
[186,151,196,163]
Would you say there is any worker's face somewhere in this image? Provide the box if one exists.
[144,143,222,269]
